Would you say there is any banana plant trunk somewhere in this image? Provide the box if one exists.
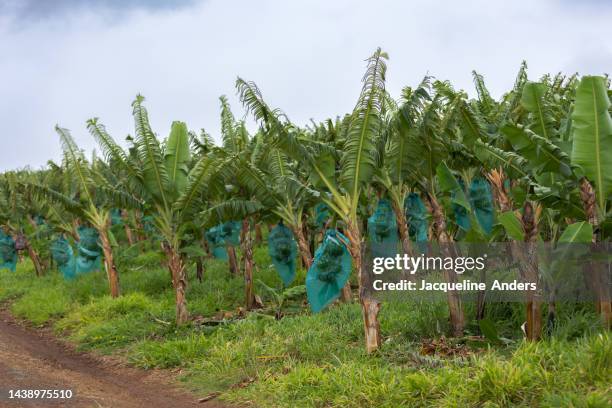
[255,223,263,245]
[345,220,381,353]
[291,224,313,270]
[391,198,412,256]
[15,229,44,277]
[27,243,45,277]
[579,178,611,328]
[121,210,135,246]
[427,193,465,337]
[134,211,146,242]
[227,245,239,275]
[98,227,120,298]
[196,258,204,282]
[164,244,189,325]
[482,169,514,322]
[521,201,542,341]
[475,268,487,321]
[241,218,256,310]
[340,283,352,302]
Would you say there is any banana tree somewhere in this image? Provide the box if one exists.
[238,48,389,352]
[89,96,223,324]
[500,76,611,331]
[400,83,473,337]
[25,127,141,297]
[218,96,248,273]
[571,76,612,326]
[0,171,47,276]
[185,97,275,309]
[196,122,302,309]
[253,143,320,269]
[457,71,611,333]
[374,77,431,255]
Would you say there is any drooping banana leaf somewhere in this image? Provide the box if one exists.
[452,178,471,232]
[543,222,594,299]
[436,162,470,210]
[521,82,555,140]
[502,124,573,178]
[498,211,525,241]
[571,76,612,210]
[469,178,494,235]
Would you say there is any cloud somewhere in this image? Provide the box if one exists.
[1,0,197,22]
[0,0,610,171]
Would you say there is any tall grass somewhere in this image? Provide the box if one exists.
[0,245,609,407]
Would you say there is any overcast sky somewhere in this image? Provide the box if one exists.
[0,0,610,171]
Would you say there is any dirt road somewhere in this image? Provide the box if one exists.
[0,309,227,408]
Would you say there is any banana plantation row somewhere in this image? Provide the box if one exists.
[0,49,610,352]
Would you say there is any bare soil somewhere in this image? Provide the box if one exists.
[0,308,229,408]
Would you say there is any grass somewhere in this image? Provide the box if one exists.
[0,244,610,407]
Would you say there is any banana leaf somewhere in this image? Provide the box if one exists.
[571,76,612,210]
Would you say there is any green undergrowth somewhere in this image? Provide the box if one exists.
[0,246,609,407]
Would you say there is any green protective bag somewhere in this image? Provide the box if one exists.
[111,209,123,226]
[205,225,228,260]
[0,230,17,272]
[368,199,398,243]
[314,203,330,229]
[404,193,428,242]
[142,215,156,234]
[76,227,102,274]
[268,223,298,286]
[205,221,241,261]
[34,215,45,226]
[306,229,352,313]
[219,221,241,247]
[212,246,228,260]
[368,199,399,258]
[51,237,76,280]
[469,178,494,235]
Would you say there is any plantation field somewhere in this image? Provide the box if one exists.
[1,45,611,407]
[1,243,610,408]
